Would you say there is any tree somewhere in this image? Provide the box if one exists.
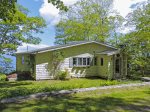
[108,15,124,46]
[0,0,17,22]
[0,0,67,74]
[50,51,64,78]
[0,5,46,55]
[0,0,67,22]
[0,5,46,74]
[48,0,68,11]
[0,55,13,74]
[120,1,150,76]
[55,0,123,45]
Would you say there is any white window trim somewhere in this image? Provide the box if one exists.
[73,57,91,67]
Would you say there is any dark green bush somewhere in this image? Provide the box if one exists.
[17,71,34,80]
[0,73,6,81]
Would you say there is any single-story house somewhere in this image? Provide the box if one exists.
[16,41,127,80]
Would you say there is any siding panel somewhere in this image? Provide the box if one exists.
[36,63,52,80]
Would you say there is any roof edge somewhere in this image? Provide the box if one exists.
[16,41,117,54]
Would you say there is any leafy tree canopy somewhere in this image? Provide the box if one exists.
[0,55,13,74]
[48,0,68,11]
[0,0,67,22]
[0,4,46,55]
[55,0,124,45]
[0,0,17,22]
[0,4,47,73]
[0,0,67,74]
[120,0,150,75]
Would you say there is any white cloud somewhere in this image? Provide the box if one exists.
[17,43,49,53]
[62,0,79,6]
[39,0,59,25]
[113,0,147,34]
[114,0,147,17]
[39,0,79,25]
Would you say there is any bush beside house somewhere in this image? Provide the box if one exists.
[0,73,6,81]
[16,71,34,81]
[55,70,70,80]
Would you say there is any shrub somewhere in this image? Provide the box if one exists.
[0,73,6,81]
[17,71,34,80]
[55,70,70,80]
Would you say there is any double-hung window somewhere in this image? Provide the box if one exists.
[73,58,77,66]
[83,58,87,65]
[73,57,91,67]
[78,58,82,66]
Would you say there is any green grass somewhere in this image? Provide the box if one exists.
[0,86,149,112]
[0,78,140,99]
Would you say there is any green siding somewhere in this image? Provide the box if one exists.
[16,54,31,71]
[16,43,115,79]
[35,43,114,78]
[96,55,113,78]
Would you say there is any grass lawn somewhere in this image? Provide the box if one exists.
[0,85,149,112]
[0,78,140,99]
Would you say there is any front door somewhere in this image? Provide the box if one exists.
[115,58,120,74]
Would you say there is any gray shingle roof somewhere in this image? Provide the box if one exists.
[16,41,117,54]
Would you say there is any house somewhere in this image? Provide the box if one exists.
[16,41,127,80]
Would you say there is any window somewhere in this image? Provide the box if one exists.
[87,58,90,65]
[78,58,82,65]
[73,58,77,66]
[83,58,86,65]
[72,57,91,67]
[115,59,120,73]
[101,58,103,66]
[22,55,24,64]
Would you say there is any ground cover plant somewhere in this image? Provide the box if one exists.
[0,85,149,112]
[0,78,140,99]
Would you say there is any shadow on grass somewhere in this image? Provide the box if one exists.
[0,95,150,112]
[0,81,74,99]
[84,76,106,80]
[0,81,34,99]
[0,81,33,88]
